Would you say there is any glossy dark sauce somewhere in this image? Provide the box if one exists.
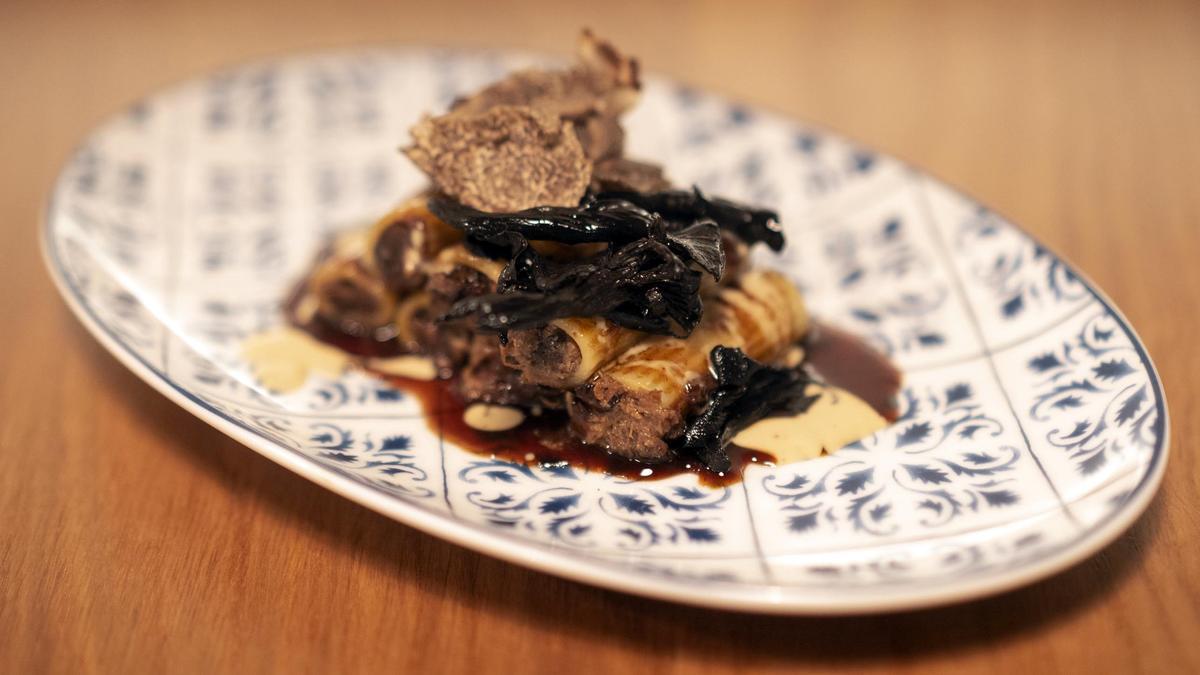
[295,288,902,484]
[303,315,407,359]
[806,323,903,422]
[370,372,775,487]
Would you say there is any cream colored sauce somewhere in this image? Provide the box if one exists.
[369,355,438,381]
[462,404,526,432]
[733,385,887,464]
[242,327,349,392]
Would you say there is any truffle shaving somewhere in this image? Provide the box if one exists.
[449,29,640,160]
[405,106,591,212]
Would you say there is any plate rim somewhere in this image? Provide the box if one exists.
[40,45,1171,615]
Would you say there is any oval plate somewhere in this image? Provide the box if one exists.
[43,48,1168,614]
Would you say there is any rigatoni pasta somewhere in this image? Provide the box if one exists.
[567,271,809,460]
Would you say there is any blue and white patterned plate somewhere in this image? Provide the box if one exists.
[42,47,1168,614]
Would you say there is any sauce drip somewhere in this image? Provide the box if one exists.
[369,371,774,487]
[806,323,902,422]
[360,323,899,486]
[292,284,902,484]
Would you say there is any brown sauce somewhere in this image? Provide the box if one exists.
[806,322,903,422]
[295,289,902,484]
[369,372,775,487]
[302,315,407,359]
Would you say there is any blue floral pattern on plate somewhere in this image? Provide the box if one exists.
[42,48,1167,613]
[454,459,733,550]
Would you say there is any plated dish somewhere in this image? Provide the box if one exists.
[277,32,902,485]
[43,37,1167,613]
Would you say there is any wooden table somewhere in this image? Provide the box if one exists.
[3,1,1198,672]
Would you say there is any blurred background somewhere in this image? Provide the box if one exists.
[3,1,1198,672]
[4,0,1197,321]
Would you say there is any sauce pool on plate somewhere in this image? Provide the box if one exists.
[259,305,903,485]
[370,322,901,485]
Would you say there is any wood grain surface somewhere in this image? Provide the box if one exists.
[2,1,1198,672]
